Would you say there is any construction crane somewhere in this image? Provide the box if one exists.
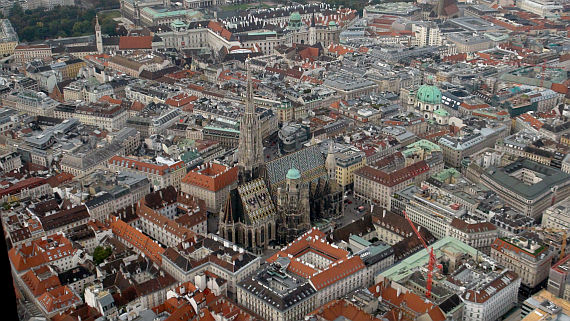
[521,226,568,261]
[402,210,442,299]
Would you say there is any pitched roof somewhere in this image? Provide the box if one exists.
[181,163,238,192]
[137,202,196,243]
[110,216,165,265]
[369,281,446,321]
[355,160,429,187]
[308,299,382,321]
[39,205,90,232]
[266,228,365,290]
[109,155,184,176]
[9,234,76,272]
[37,285,81,313]
[21,266,61,297]
[461,270,519,303]
[119,36,153,50]
[449,218,497,234]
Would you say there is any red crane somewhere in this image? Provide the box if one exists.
[403,210,442,299]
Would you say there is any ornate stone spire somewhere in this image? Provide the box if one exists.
[237,57,265,183]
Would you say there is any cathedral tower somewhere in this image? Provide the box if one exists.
[277,168,311,244]
[237,57,265,183]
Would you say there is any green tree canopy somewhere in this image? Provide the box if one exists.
[9,4,119,42]
[93,246,112,265]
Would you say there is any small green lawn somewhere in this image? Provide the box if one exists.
[100,9,121,20]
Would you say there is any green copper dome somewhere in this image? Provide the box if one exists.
[286,167,301,180]
[417,85,442,104]
[290,11,301,21]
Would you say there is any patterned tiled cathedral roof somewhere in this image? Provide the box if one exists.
[266,145,327,192]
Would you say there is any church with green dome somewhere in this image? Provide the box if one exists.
[417,84,441,105]
[415,84,450,125]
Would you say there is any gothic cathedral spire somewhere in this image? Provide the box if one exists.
[237,57,265,183]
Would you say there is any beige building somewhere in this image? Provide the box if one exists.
[2,90,59,117]
[479,159,570,219]
[325,146,366,190]
[438,125,508,168]
[181,163,238,213]
[238,228,394,321]
[0,19,18,56]
[13,44,52,64]
[108,155,186,190]
[446,33,493,53]
[491,236,553,290]
[354,153,430,209]
[448,218,499,255]
[542,196,570,231]
[54,102,128,132]
[161,234,261,295]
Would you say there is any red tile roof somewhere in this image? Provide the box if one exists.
[46,172,74,188]
[328,44,354,55]
[9,234,76,272]
[137,202,196,243]
[0,177,48,198]
[369,281,446,321]
[21,266,61,297]
[207,21,232,41]
[517,113,544,129]
[109,156,184,176]
[491,237,548,259]
[119,36,153,50]
[110,215,165,265]
[267,228,365,291]
[355,160,429,187]
[308,299,382,321]
[165,93,198,108]
[99,95,123,105]
[182,163,238,192]
[37,285,81,313]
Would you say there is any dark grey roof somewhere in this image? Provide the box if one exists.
[483,159,570,199]
[266,144,326,188]
[58,266,93,285]
[238,263,317,311]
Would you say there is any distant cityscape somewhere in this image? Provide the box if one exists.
[0,0,570,320]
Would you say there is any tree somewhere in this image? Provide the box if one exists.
[93,246,112,265]
[8,5,117,42]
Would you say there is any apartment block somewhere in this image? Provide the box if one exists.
[181,162,238,213]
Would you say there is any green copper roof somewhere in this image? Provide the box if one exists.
[286,167,301,180]
[402,139,442,158]
[406,139,442,152]
[417,84,441,104]
[434,108,449,117]
[432,168,460,182]
[171,19,187,28]
[380,237,479,282]
[290,11,301,21]
[248,31,277,36]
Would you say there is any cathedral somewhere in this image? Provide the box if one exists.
[218,57,343,251]
[218,58,276,252]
